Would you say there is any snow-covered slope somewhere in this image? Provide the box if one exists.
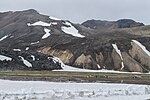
[0,79,150,100]
[27,21,50,26]
[0,55,12,61]
[49,16,61,21]
[62,22,85,38]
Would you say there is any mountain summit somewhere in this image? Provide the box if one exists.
[0,9,150,72]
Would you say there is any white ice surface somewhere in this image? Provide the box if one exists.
[27,21,50,26]
[0,55,12,61]
[0,35,9,41]
[132,40,150,56]
[42,28,51,39]
[19,56,32,67]
[62,22,85,38]
[0,79,150,100]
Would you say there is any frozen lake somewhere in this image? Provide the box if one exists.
[0,79,150,100]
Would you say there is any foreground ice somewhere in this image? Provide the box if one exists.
[0,79,150,100]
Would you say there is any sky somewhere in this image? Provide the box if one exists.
[0,0,150,24]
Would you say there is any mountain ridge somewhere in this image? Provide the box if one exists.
[0,9,150,73]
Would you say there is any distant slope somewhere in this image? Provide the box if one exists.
[82,19,144,31]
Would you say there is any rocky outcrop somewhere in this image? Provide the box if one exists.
[0,49,61,71]
[122,52,144,72]
[129,41,150,71]
[38,48,73,64]
[111,49,122,70]
[95,52,104,69]
[74,54,97,69]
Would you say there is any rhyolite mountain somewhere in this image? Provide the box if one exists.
[0,9,150,72]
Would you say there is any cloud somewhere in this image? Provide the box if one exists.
[0,0,150,24]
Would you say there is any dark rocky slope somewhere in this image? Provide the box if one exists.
[0,9,150,72]
[82,19,144,31]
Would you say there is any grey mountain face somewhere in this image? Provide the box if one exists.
[0,9,150,72]
[81,19,144,32]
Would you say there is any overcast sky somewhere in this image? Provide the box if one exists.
[0,0,150,24]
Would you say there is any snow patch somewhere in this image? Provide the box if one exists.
[112,44,124,70]
[0,35,10,41]
[42,28,51,39]
[62,22,85,38]
[31,55,35,61]
[31,41,39,45]
[27,21,50,26]
[25,47,29,50]
[51,22,58,25]
[112,44,123,60]
[97,64,101,69]
[0,55,12,61]
[19,56,32,67]
[13,49,21,52]
[132,40,150,56]
[49,16,61,21]
[10,35,14,38]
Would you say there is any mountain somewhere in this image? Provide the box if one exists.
[0,9,150,72]
[82,19,144,31]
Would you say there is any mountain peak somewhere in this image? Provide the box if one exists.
[19,9,39,14]
[116,19,144,28]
